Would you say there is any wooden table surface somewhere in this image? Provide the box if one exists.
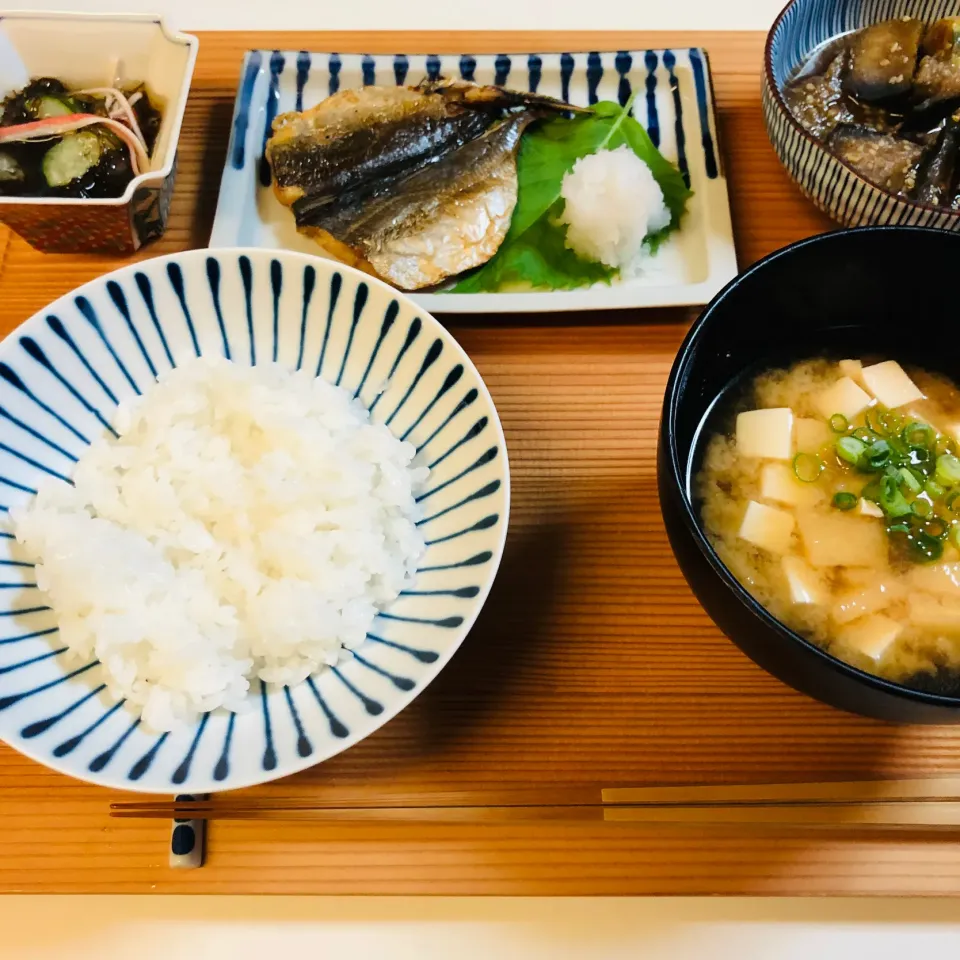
[4,30,959,897]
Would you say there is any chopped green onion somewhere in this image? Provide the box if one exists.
[903,422,935,449]
[911,447,934,473]
[866,439,892,469]
[948,491,960,512]
[899,467,923,494]
[851,427,880,445]
[912,498,933,518]
[936,435,957,458]
[925,478,946,500]
[793,452,824,483]
[836,436,866,466]
[951,524,960,551]
[865,408,884,435]
[867,408,903,437]
[829,413,849,433]
[878,409,904,436]
[878,474,913,518]
[911,531,944,563]
[936,454,960,487]
[832,491,858,511]
[888,522,911,535]
[924,518,948,539]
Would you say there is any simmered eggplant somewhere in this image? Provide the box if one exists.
[912,112,960,205]
[784,51,854,139]
[846,17,923,102]
[785,18,960,209]
[915,18,960,113]
[828,124,924,194]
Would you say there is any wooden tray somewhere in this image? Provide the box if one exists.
[4,31,960,897]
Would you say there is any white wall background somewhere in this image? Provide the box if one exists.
[4,1,959,957]
[6,0,788,32]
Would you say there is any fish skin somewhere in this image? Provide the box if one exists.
[267,86,496,206]
[297,114,534,290]
[416,77,589,113]
[266,81,577,207]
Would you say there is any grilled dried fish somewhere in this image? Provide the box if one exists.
[295,113,534,290]
[267,86,493,207]
[415,77,586,113]
[266,80,575,209]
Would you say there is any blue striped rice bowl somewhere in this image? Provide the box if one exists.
[763,0,960,228]
[0,249,508,793]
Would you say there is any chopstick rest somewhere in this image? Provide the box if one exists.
[169,793,207,868]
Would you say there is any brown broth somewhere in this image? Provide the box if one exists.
[697,359,960,695]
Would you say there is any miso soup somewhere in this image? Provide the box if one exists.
[697,357,960,693]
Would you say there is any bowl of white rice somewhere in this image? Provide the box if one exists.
[0,249,508,792]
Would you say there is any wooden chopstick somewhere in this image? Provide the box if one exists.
[112,804,605,822]
[110,779,960,824]
[602,777,960,805]
[109,800,960,830]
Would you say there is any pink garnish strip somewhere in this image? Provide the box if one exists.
[73,88,147,150]
[0,114,148,176]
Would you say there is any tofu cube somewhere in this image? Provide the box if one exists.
[831,580,901,625]
[796,510,887,568]
[760,463,824,508]
[908,563,960,598]
[782,556,825,605]
[907,593,960,634]
[858,498,884,518]
[795,417,834,453]
[736,408,794,460]
[738,501,796,554]
[837,614,902,661]
[839,359,869,391]
[861,361,924,409]
[814,377,873,422]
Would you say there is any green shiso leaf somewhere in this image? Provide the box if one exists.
[451,97,692,293]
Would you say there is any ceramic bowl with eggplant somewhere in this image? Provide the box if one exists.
[764,0,960,229]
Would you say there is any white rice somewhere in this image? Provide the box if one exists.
[559,144,671,272]
[11,356,428,732]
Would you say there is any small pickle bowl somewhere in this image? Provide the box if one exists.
[0,12,197,254]
[658,226,960,723]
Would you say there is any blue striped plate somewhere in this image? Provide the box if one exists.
[210,49,738,313]
[0,249,508,793]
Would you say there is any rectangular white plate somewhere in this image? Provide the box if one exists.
[210,49,738,313]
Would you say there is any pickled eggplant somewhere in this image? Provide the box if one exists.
[846,17,923,102]
[784,51,853,139]
[913,113,960,205]
[827,124,924,195]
